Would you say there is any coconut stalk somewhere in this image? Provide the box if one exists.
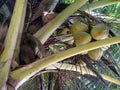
[10,36,120,89]
[0,0,27,89]
[80,0,120,11]
[34,0,87,44]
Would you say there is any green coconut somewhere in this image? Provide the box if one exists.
[70,22,88,36]
[91,24,109,40]
[74,32,92,46]
[88,48,103,60]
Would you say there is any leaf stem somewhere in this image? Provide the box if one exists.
[34,0,87,44]
[46,63,120,86]
[0,0,27,88]
[80,0,120,11]
[10,36,120,88]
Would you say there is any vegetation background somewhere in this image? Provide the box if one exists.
[0,0,120,90]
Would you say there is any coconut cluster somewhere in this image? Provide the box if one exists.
[69,22,109,60]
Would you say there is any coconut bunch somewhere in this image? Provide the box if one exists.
[69,21,109,60]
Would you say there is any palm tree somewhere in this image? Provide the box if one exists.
[0,0,120,90]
